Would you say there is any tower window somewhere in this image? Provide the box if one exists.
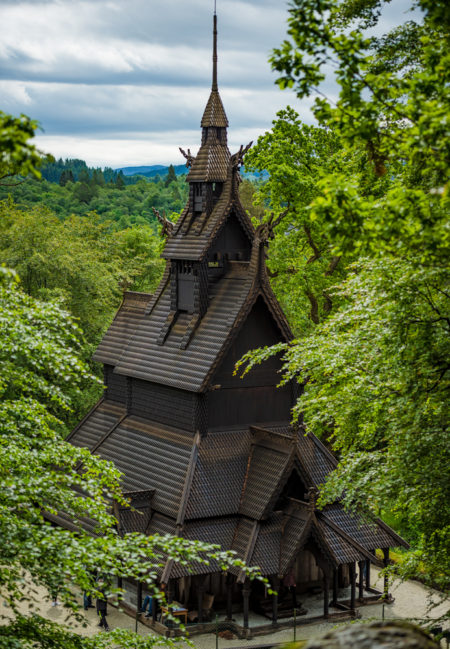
[193,183,203,212]
[177,261,195,312]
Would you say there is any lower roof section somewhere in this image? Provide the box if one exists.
[64,404,408,581]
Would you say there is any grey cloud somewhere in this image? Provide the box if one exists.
[1,79,304,138]
[0,0,288,88]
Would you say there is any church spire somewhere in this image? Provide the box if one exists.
[212,12,218,91]
[200,11,228,128]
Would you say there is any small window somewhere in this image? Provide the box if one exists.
[193,183,203,212]
[177,261,195,312]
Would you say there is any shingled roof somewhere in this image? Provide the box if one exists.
[162,172,254,260]
[94,226,292,392]
[201,89,229,128]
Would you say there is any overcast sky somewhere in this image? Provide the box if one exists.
[0,0,414,168]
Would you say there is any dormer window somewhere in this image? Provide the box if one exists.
[193,183,203,213]
[177,260,195,312]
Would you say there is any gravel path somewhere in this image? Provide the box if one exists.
[2,568,448,647]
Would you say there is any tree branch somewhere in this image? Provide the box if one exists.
[304,225,321,263]
[325,255,342,276]
[306,289,320,324]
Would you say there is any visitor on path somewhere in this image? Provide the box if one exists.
[50,584,61,606]
[96,580,110,631]
[84,568,97,610]
[83,592,94,610]
[283,570,298,609]
[140,594,153,617]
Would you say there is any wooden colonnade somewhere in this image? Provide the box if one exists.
[134,548,390,629]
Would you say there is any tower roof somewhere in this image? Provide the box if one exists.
[200,13,229,128]
[201,91,229,128]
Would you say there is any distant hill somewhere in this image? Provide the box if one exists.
[116,164,269,181]
[116,164,187,178]
[40,158,268,186]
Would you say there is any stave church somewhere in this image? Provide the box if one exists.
[58,12,407,638]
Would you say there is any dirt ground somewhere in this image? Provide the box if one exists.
[1,568,448,648]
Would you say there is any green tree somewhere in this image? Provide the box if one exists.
[72,181,97,204]
[165,164,177,187]
[0,203,164,347]
[0,268,259,648]
[115,170,125,190]
[239,0,449,591]
[0,111,44,184]
[270,0,449,264]
[78,167,90,184]
[243,108,351,331]
[59,169,74,186]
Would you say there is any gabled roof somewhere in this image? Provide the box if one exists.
[239,428,294,520]
[95,229,292,392]
[67,399,125,450]
[185,428,251,519]
[186,140,230,182]
[296,430,338,487]
[63,405,407,579]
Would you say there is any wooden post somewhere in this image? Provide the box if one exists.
[226,574,233,621]
[242,580,251,629]
[152,591,157,623]
[365,559,371,589]
[358,560,365,600]
[271,576,279,627]
[167,580,174,605]
[349,562,356,611]
[137,582,143,612]
[323,572,329,618]
[332,567,338,606]
[383,548,389,598]
[197,579,205,624]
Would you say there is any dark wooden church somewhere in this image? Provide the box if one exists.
[65,14,407,636]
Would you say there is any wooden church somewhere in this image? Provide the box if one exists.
[65,13,407,636]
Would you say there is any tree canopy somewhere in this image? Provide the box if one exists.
[239,0,449,594]
[0,269,260,648]
[0,112,44,184]
[0,202,164,347]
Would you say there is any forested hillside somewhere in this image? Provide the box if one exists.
[0,164,189,229]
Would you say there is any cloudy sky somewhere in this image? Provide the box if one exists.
[1,0,302,167]
[0,0,414,168]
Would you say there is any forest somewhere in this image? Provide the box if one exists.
[0,0,448,647]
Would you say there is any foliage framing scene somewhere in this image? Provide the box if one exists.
[0,0,449,647]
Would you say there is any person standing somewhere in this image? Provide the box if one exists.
[96,581,110,631]
[83,591,93,610]
[283,569,298,610]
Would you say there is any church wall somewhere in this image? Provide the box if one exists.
[295,550,322,593]
[207,384,292,428]
[213,296,287,389]
[130,378,197,432]
[207,297,294,426]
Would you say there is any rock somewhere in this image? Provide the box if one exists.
[303,621,440,649]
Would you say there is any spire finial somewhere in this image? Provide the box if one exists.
[212,9,218,91]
